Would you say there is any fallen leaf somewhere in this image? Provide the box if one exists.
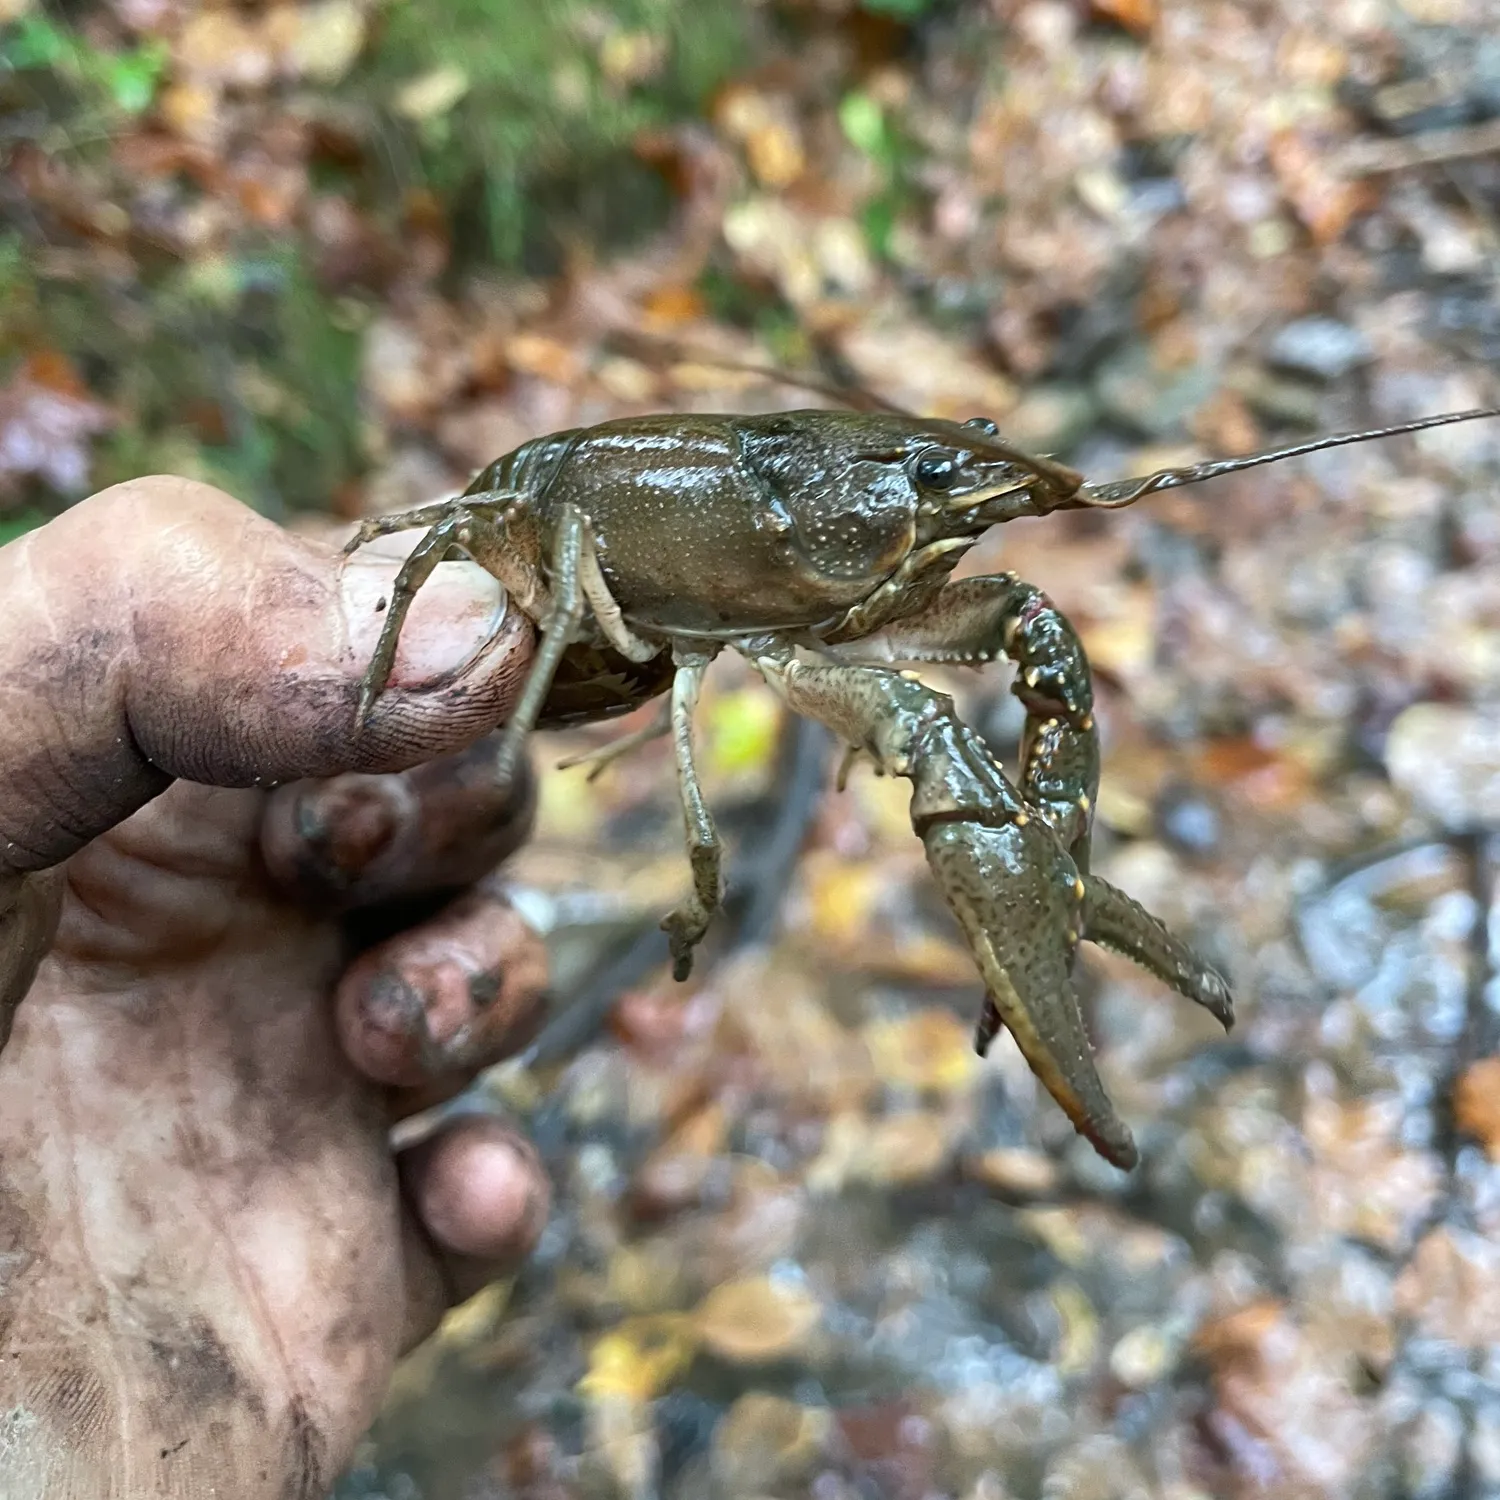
[1394,1227,1500,1349]
[700,684,782,782]
[1454,1057,1500,1160]
[506,333,583,387]
[1193,1299,1380,1492]
[640,283,707,329]
[693,1276,822,1363]
[394,65,470,121]
[0,356,113,497]
[598,29,665,88]
[175,10,273,89]
[280,0,367,83]
[1089,0,1156,33]
[577,1315,698,1400]
[1269,128,1376,246]
[747,121,805,190]
[1052,1281,1099,1375]
[862,1009,977,1094]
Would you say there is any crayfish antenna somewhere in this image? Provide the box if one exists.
[1073,406,1500,510]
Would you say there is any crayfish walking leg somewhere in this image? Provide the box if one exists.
[754,655,1231,1170]
[661,650,724,981]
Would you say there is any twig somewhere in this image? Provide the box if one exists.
[1334,118,1500,179]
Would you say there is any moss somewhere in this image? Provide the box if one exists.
[10,246,363,518]
[360,0,750,268]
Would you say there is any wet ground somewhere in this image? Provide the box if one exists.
[6,0,1500,1495]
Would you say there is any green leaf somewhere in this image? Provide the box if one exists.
[860,0,934,17]
[860,193,898,262]
[838,91,889,162]
[4,16,73,71]
[106,42,166,115]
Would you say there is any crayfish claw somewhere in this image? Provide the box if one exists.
[1082,875,1234,1031]
[924,818,1139,1171]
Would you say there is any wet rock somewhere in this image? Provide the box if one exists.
[807,1108,956,1192]
[1304,1090,1442,1252]
[1394,1228,1500,1350]
[1398,1398,1465,1499]
[654,1391,723,1490]
[835,1400,944,1500]
[1107,1324,1176,1389]
[1385,703,1500,830]
[1232,368,1328,427]
[1040,1434,1154,1499]
[1154,782,1222,856]
[710,1392,831,1493]
[1093,343,1218,439]
[1470,1403,1500,1486]
[1002,383,1101,454]
[1265,317,1372,383]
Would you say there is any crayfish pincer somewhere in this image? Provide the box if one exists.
[342,403,1499,1168]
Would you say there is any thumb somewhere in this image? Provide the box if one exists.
[0,476,533,878]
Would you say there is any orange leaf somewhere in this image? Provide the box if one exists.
[1455,1057,1500,1161]
[1090,0,1156,35]
[641,284,707,330]
[1269,128,1376,245]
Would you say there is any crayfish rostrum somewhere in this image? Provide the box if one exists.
[345,404,1499,1169]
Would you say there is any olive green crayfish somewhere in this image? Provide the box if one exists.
[344,402,1499,1170]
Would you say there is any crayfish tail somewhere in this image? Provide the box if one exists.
[1082,875,1234,1030]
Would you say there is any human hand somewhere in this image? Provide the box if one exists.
[0,477,551,1499]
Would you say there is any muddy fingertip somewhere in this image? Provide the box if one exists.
[401,1117,551,1261]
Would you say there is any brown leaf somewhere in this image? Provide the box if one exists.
[1089,0,1156,35]
[861,1009,977,1095]
[640,284,708,330]
[1395,1228,1500,1349]
[693,1276,823,1364]
[1269,127,1377,245]
[175,10,274,90]
[506,334,584,388]
[1454,1056,1500,1160]
[1193,1299,1380,1493]
[0,356,113,498]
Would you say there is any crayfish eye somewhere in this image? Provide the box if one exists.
[912,447,962,490]
[964,416,1000,436]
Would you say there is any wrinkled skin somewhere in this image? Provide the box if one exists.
[0,479,554,1499]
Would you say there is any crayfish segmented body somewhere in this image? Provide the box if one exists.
[343,404,1499,1168]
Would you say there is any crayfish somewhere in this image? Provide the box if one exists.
[344,403,1499,1169]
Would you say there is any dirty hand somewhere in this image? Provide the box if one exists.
[0,478,550,1499]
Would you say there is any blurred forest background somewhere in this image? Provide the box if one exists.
[5,0,1500,1496]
